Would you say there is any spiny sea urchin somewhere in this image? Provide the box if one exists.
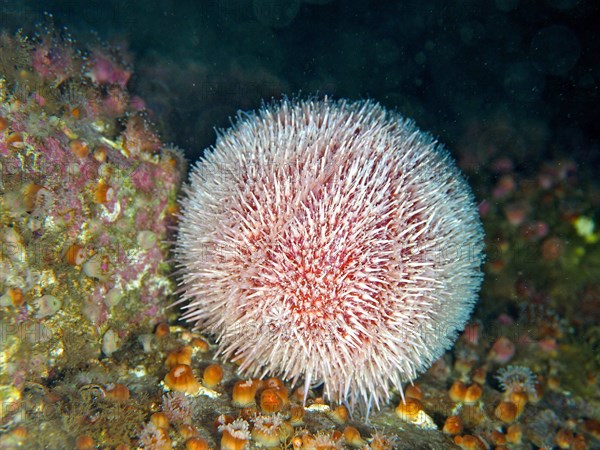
[175,98,485,413]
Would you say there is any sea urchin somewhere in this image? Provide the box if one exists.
[175,98,484,413]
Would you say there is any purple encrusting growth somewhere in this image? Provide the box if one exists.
[0,31,184,408]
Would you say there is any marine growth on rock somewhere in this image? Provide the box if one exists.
[0,30,183,421]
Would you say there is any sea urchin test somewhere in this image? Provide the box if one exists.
[175,98,485,413]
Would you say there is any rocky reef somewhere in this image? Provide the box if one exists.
[0,29,183,436]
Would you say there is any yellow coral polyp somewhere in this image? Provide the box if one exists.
[251,414,283,448]
[166,346,192,369]
[220,418,250,450]
[164,364,200,395]
[231,380,257,408]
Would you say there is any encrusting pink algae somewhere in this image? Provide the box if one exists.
[0,28,183,434]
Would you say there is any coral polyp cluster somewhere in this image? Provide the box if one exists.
[0,30,183,424]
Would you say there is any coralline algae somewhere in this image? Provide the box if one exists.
[0,30,183,423]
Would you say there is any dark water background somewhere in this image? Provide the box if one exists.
[2,0,598,171]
